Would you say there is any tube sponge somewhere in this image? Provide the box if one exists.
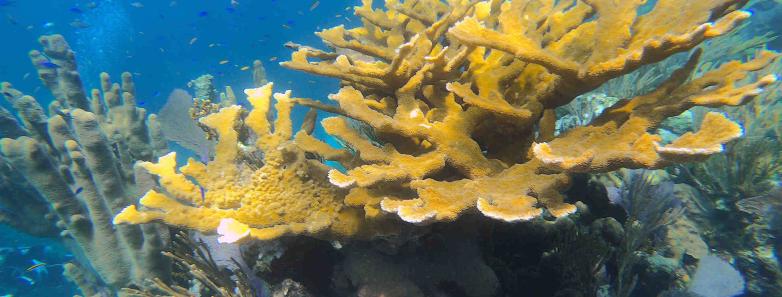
[1,35,170,291]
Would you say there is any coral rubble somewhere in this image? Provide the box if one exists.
[115,0,779,241]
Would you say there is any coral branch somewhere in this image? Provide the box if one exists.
[114,83,363,241]
[115,0,779,233]
[533,50,778,172]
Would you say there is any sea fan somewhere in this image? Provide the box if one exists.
[157,89,214,162]
[689,255,745,297]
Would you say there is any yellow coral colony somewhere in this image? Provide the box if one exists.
[284,0,776,224]
[114,83,361,241]
[115,0,779,239]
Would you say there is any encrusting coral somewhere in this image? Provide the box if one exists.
[0,35,171,292]
[116,0,779,240]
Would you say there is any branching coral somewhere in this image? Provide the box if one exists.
[115,0,779,239]
[448,0,756,104]
[284,0,778,224]
[674,47,782,204]
[114,83,363,241]
[0,35,170,291]
[534,50,778,172]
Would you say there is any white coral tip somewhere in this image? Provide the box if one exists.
[216,218,250,244]
[328,170,356,188]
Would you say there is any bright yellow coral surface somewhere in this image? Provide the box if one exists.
[114,83,362,240]
[115,0,779,239]
[283,0,777,224]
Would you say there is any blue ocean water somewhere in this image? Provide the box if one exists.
[0,0,359,143]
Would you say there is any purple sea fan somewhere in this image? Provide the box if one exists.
[605,170,681,222]
[157,89,214,161]
[689,254,745,297]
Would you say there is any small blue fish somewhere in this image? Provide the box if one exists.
[198,10,208,17]
[54,109,72,120]
[0,0,15,7]
[225,6,236,13]
[38,61,60,69]
[17,276,35,286]
[70,19,91,29]
[69,6,83,14]
[199,185,206,202]
[198,147,210,164]
[74,187,83,195]
[6,14,17,25]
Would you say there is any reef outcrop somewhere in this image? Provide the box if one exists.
[115,0,779,240]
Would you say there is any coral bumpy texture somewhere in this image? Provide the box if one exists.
[1,35,170,291]
[114,0,780,241]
